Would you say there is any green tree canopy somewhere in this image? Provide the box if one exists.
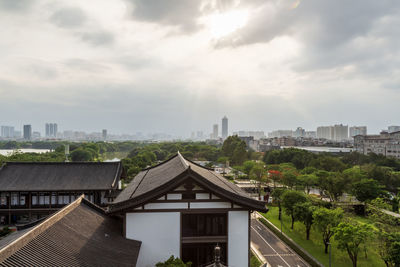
[281,190,308,229]
[351,178,381,203]
[293,201,316,240]
[313,207,344,254]
[334,221,374,267]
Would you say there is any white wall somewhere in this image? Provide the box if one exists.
[228,211,249,267]
[126,212,180,267]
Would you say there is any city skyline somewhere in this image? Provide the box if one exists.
[1,1,399,136]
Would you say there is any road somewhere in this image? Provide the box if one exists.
[251,218,310,267]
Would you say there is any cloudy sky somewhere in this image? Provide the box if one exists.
[1,0,399,137]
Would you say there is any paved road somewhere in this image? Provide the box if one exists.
[251,218,310,267]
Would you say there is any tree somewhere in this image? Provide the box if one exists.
[221,135,248,165]
[268,169,282,188]
[294,201,316,240]
[317,171,347,202]
[156,255,192,267]
[271,188,286,220]
[70,149,93,161]
[243,160,256,177]
[281,190,307,229]
[310,155,346,172]
[298,174,318,194]
[313,207,343,254]
[377,231,400,267]
[250,162,266,199]
[351,178,381,203]
[334,222,374,267]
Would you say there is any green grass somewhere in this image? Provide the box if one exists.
[250,252,262,267]
[261,206,385,267]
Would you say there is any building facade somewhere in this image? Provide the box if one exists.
[0,162,122,225]
[212,124,218,139]
[317,126,333,140]
[23,125,32,140]
[0,126,14,138]
[45,123,58,138]
[109,153,267,267]
[221,116,228,139]
[349,126,367,137]
[354,131,400,159]
[333,124,348,141]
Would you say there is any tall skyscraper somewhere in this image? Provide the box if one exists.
[222,116,228,139]
[349,126,367,137]
[102,129,107,140]
[45,123,58,138]
[212,124,218,139]
[23,125,32,140]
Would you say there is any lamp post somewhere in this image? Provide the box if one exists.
[279,210,283,235]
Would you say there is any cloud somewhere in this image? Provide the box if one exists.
[50,7,87,28]
[125,0,204,32]
[0,0,34,12]
[78,31,114,46]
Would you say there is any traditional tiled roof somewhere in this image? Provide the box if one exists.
[0,162,122,191]
[0,196,141,267]
[110,153,267,213]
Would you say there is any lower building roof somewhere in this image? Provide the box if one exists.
[0,162,122,191]
[0,196,141,267]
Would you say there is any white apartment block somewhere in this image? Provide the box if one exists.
[354,131,400,159]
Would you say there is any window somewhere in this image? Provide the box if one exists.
[182,213,227,237]
[182,193,195,200]
[11,193,18,206]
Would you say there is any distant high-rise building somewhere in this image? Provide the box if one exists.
[293,127,306,138]
[388,126,400,133]
[23,125,32,140]
[317,126,334,140]
[268,130,293,138]
[1,126,14,138]
[349,126,367,137]
[102,129,107,140]
[222,116,228,139]
[333,124,348,141]
[212,124,218,139]
[45,123,58,138]
[305,131,316,138]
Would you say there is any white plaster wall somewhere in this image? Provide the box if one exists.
[126,212,180,267]
[196,193,210,199]
[228,211,249,267]
[190,202,231,209]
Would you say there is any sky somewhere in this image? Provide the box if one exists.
[0,0,399,137]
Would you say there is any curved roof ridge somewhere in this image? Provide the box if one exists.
[129,169,149,199]
[177,151,189,168]
[142,153,181,171]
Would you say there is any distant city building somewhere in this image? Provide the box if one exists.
[232,131,265,140]
[102,129,107,140]
[212,124,218,139]
[349,126,367,137]
[354,131,400,159]
[268,130,293,138]
[317,126,334,140]
[305,131,316,138]
[13,131,21,138]
[293,127,306,138]
[33,131,41,139]
[222,116,228,139]
[1,126,14,138]
[388,126,400,133]
[45,123,58,138]
[23,125,32,140]
[333,124,348,141]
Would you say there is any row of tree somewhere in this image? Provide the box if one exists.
[270,189,399,267]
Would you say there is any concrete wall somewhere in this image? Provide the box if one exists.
[228,211,249,267]
[126,212,180,267]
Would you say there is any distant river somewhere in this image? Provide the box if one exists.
[0,149,51,156]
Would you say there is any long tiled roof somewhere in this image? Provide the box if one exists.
[0,196,141,267]
[0,162,122,191]
[110,153,267,212]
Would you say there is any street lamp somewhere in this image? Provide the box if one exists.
[279,209,282,235]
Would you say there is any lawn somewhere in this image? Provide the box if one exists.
[261,206,385,267]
